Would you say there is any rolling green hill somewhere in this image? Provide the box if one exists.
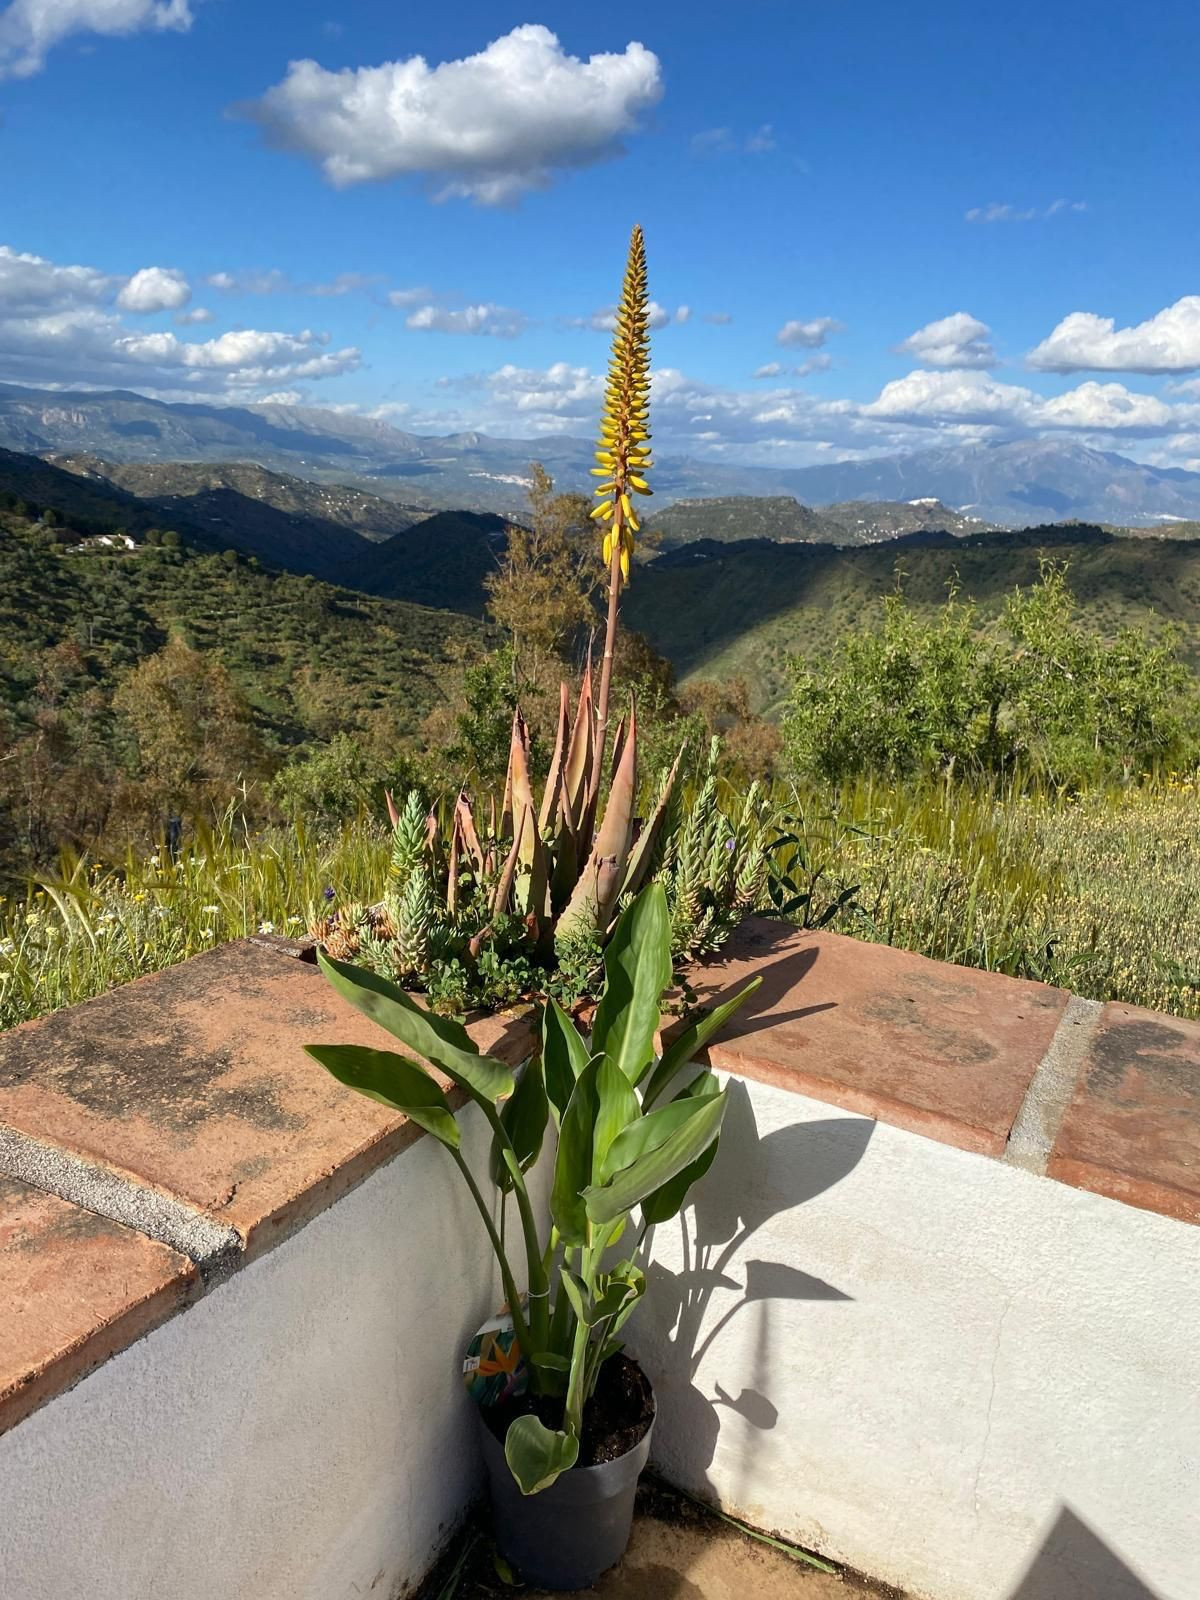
[0,511,483,752]
[625,525,1200,713]
[335,509,508,614]
[647,494,995,548]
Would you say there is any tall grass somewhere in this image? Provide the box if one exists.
[770,776,1200,1017]
[0,810,392,1031]
[3,779,1198,1031]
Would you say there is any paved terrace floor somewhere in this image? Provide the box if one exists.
[420,1481,908,1599]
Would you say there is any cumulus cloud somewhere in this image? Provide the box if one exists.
[242,24,663,203]
[753,362,784,379]
[205,267,381,297]
[117,265,190,313]
[777,316,843,348]
[965,199,1086,223]
[863,368,1186,438]
[405,302,526,337]
[1027,296,1200,374]
[0,240,360,396]
[897,312,995,369]
[752,356,831,379]
[0,0,191,78]
[175,306,213,325]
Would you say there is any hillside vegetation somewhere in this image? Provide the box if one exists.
[648,494,993,548]
[627,525,1200,711]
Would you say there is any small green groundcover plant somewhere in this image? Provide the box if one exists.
[306,881,759,1495]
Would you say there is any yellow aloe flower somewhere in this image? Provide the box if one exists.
[594,225,652,588]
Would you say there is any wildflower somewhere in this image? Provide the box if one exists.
[323,886,336,902]
[287,915,302,926]
[201,904,221,914]
[0,939,14,958]
[257,921,276,935]
[200,927,215,940]
[149,855,161,868]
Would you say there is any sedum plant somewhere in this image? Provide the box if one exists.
[306,882,760,1494]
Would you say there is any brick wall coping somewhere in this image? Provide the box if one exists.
[1,918,1196,1438]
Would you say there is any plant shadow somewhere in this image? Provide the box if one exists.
[1005,1507,1168,1600]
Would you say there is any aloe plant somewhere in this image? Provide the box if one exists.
[305,882,760,1494]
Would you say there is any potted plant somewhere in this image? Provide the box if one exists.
[306,881,760,1589]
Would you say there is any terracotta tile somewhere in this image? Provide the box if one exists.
[674,919,1069,1155]
[1048,1002,1200,1224]
[0,1175,196,1436]
[0,941,535,1260]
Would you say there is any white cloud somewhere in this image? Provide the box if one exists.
[243,24,663,203]
[405,303,526,337]
[175,306,213,325]
[864,369,1038,425]
[257,389,305,406]
[777,316,843,348]
[1036,380,1174,431]
[795,353,833,376]
[863,368,1186,438]
[753,362,783,379]
[571,299,677,333]
[0,244,113,312]
[965,200,1086,223]
[387,286,433,308]
[703,311,732,325]
[0,241,360,396]
[206,267,383,297]
[0,0,190,78]
[897,312,995,370]
[691,124,776,156]
[1027,297,1200,374]
[117,265,190,313]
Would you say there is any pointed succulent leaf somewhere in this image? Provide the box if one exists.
[582,1089,727,1225]
[315,950,513,1106]
[590,882,673,1084]
[304,1044,460,1149]
[490,1057,549,1192]
[619,745,685,903]
[538,682,570,835]
[504,1415,580,1496]
[559,695,639,937]
[641,976,763,1110]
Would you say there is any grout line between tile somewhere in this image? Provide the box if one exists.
[1003,996,1102,1176]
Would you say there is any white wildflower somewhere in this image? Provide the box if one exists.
[257,921,276,935]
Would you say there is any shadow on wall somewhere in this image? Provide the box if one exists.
[641,1076,873,1500]
[1006,1508,1168,1600]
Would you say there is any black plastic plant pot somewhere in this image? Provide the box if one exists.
[479,1402,655,1591]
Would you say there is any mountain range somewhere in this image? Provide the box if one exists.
[4,381,1200,526]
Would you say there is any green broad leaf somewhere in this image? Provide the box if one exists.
[601,1083,718,1180]
[490,1057,549,1192]
[640,1073,723,1224]
[530,1351,571,1373]
[559,1265,592,1326]
[642,976,762,1109]
[593,1264,645,1322]
[316,950,514,1107]
[551,1059,599,1244]
[541,997,590,1124]
[304,1044,461,1149]
[583,1090,727,1225]
[504,1415,579,1496]
[593,1057,640,1176]
[591,883,673,1086]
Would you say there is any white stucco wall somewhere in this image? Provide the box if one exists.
[2,1076,1197,1600]
[0,1109,507,1600]
[633,1075,1200,1600]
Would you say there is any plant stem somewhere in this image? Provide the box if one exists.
[594,533,624,764]
[450,1147,532,1358]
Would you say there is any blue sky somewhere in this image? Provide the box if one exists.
[2,1,1200,467]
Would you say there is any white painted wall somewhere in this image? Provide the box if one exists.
[0,1108,507,1600]
[3,1077,1197,1600]
[633,1075,1200,1600]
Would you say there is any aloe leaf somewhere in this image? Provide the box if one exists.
[538,681,571,834]
[555,696,639,942]
[641,975,762,1109]
[316,950,514,1106]
[504,1415,579,1496]
[582,1090,727,1224]
[304,1044,461,1149]
[489,1057,549,1192]
[591,882,673,1084]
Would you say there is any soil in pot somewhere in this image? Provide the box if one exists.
[481,1352,654,1465]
